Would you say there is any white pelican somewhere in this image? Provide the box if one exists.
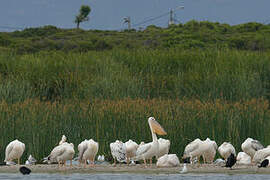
[201,138,217,163]
[132,117,167,167]
[78,139,88,165]
[25,154,37,165]
[59,135,67,145]
[156,154,180,167]
[182,138,203,164]
[253,146,270,164]
[110,140,126,166]
[157,138,170,158]
[241,137,264,160]
[218,142,236,161]
[85,139,99,166]
[124,140,138,165]
[4,139,25,165]
[236,152,251,165]
[97,155,105,162]
[46,142,75,167]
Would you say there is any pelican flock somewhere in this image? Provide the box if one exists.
[2,117,270,171]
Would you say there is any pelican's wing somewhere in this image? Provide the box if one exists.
[110,142,126,162]
[78,143,88,161]
[135,143,152,157]
[49,145,66,161]
[4,144,13,161]
[251,140,264,151]
[184,143,199,155]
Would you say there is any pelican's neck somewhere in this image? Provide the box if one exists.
[149,123,158,142]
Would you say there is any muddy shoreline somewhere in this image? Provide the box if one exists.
[0,164,269,174]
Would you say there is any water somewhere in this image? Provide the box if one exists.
[0,173,270,180]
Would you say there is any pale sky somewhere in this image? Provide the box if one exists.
[0,0,269,31]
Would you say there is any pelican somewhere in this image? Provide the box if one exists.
[182,138,203,164]
[236,152,251,165]
[85,139,99,166]
[124,140,138,165]
[132,117,167,167]
[4,139,25,165]
[59,135,67,145]
[218,142,236,161]
[253,146,270,164]
[156,154,180,167]
[157,138,170,158]
[46,142,75,167]
[25,155,37,165]
[241,138,264,160]
[201,138,217,163]
[110,140,126,166]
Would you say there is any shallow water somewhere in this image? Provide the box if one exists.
[1,173,270,180]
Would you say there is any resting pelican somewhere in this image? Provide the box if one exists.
[241,138,264,160]
[201,138,217,163]
[25,155,37,165]
[4,139,25,165]
[110,140,126,166]
[59,135,67,145]
[218,142,236,161]
[236,152,251,165]
[183,138,203,164]
[253,146,270,164]
[156,154,180,167]
[132,117,167,167]
[46,142,75,167]
[157,138,170,158]
[124,140,138,165]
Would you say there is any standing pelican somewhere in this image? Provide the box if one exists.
[78,139,88,166]
[218,142,236,161]
[182,138,203,164]
[157,138,170,158]
[201,138,217,163]
[4,139,25,165]
[110,140,126,166]
[124,140,138,165]
[85,139,99,166]
[241,138,264,160]
[133,117,167,167]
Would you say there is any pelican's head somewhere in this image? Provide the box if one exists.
[148,117,167,135]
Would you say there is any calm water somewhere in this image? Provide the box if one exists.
[0,173,270,180]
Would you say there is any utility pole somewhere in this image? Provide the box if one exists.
[168,6,184,26]
[123,16,131,30]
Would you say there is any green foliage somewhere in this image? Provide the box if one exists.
[75,5,91,29]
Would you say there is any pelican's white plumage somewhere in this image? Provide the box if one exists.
[83,139,99,166]
[4,139,25,165]
[110,140,126,165]
[241,138,264,160]
[133,117,167,166]
[218,142,236,160]
[78,139,88,165]
[253,147,270,164]
[47,142,75,167]
[236,152,251,165]
[124,140,138,164]
[182,138,203,163]
[157,138,170,158]
[201,138,217,163]
[25,154,37,165]
[59,135,67,145]
[156,154,180,167]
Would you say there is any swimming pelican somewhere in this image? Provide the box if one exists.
[218,142,236,161]
[236,152,251,165]
[59,135,67,145]
[253,146,270,164]
[241,138,264,160]
[132,117,167,167]
[124,140,138,165]
[110,140,126,166]
[46,142,75,167]
[201,138,217,163]
[182,138,203,164]
[4,139,25,165]
[157,138,170,158]
[156,154,180,167]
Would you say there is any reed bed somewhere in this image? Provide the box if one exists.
[0,98,269,162]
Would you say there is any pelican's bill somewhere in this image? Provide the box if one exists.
[151,119,167,135]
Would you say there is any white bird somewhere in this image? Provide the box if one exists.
[201,138,217,163]
[59,135,67,145]
[253,146,270,164]
[182,138,203,164]
[78,139,99,167]
[180,163,188,174]
[132,117,167,167]
[124,140,139,165]
[241,137,264,160]
[97,155,105,162]
[236,152,251,165]
[78,139,88,165]
[214,158,225,166]
[25,154,37,165]
[218,142,236,161]
[156,154,180,167]
[157,138,170,158]
[110,140,126,166]
[46,142,75,167]
[4,139,25,165]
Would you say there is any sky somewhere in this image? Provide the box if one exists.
[0,0,270,31]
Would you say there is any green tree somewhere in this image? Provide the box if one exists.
[75,5,91,29]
